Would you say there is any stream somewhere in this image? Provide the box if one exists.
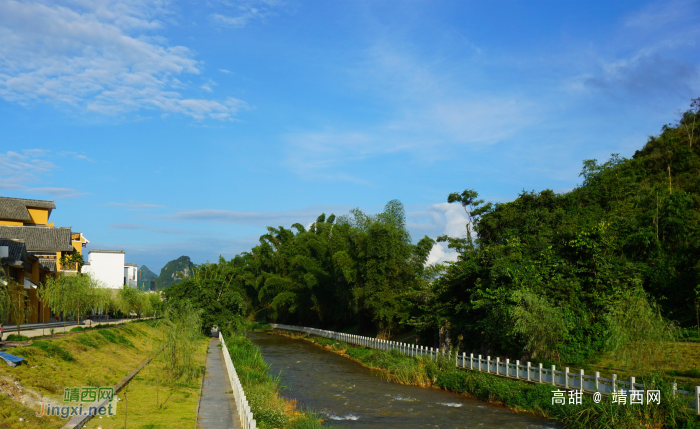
[247,332,561,429]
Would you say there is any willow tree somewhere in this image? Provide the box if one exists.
[117,286,152,318]
[39,274,101,327]
[6,280,32,336]
[0,269,10,327]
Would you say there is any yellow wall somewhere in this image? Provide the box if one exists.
[0,219,23,225]
[27,208,50,225]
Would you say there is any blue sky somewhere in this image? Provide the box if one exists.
[1,0,699,272]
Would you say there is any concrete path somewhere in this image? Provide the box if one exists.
[0,318,138,341]
[197,338,241,429]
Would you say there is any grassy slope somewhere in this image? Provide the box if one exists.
[275,330,700,429]
[0,322,159,429]
[82,335,208,429]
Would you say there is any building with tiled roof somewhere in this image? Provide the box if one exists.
[0,196,90,324]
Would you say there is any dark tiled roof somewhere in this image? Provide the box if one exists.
[38,258,56,272]
[0,196,55,221]
[0,226,73,252]
[0,238,27,261]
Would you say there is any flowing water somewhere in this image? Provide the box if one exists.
[247,332,561,429]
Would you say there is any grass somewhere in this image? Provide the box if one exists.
[81,335,208,429]
[565,341,700,392]
[223,331,330,429]
[0,394,65,429]
[278,331,700,429]
[0,322,161,429]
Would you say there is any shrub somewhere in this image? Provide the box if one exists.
[5,334,29,341]
[31,340,73,361]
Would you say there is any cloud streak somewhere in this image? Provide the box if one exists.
[162,206,349,226]
[210,0,283,28]
[0,0,246,120]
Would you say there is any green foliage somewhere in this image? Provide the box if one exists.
[31,340,74,361]
[413,104,700,364]
[39,274,105,325]
[156,256,194,290]
[604,287,677,368]
[512,290,568,362]
[157,302,204,382]
[5,334,29,341]
[69,326,85,332]
[97,329,133,347]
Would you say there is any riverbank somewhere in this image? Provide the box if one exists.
[270,329,700,429]
[0,321,159,428]
[223,330,329,428]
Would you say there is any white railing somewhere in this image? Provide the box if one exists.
[270,323,700,415]
[219,332,257,429]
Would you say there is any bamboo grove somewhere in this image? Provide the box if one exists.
[165,101,700,364]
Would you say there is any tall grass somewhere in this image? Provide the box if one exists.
[157,302,205,382]
[605,287,679,369]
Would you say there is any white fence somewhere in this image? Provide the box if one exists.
[219,332,257,429]
[270,323,700,415]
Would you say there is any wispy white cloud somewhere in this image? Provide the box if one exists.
[282,42,539,180]
[569,0,700,100]
[0,0,246,120]
[209,0,284,28]
[109,222,198,235]
[104,201,166,210]
[24,187,89,198]
[162,205,348,226]
[0,149,91,198]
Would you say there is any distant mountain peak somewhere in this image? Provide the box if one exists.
[156,255,194,290]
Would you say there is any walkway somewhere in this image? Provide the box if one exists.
[1,318,131,340]
[197,337,241,429]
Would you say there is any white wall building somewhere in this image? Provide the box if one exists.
[124,263,138,288]
[81,250,125,289]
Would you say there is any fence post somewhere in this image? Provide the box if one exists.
[487,356,491,373]
[630,376,635,391]
[672,382,676,397]
[470,353,474,370]
[580,369,585,392]
[526,362,530,381]
[612,374,617,393]
[515,360,519,379]
[478,354,482,371]
[505,358,509,377]
[462,352,465,368]
[565,367,569,389]
[595,371,600,392]
[539,363,543,383]
[551,365,556,386]
[695,386,699,415]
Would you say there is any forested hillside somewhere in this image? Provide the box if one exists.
[165,104,700,364]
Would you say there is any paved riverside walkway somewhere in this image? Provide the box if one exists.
[1,318,131,341]
[197,337,241,429]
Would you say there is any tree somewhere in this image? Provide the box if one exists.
[437,189,493,257]
[7,280,32,335]
[0,267,11,327]
[39,274,101,327]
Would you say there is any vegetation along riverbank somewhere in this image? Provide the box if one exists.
[269,328,699,429]
[221,324,329,428]
[161,103,700,428]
